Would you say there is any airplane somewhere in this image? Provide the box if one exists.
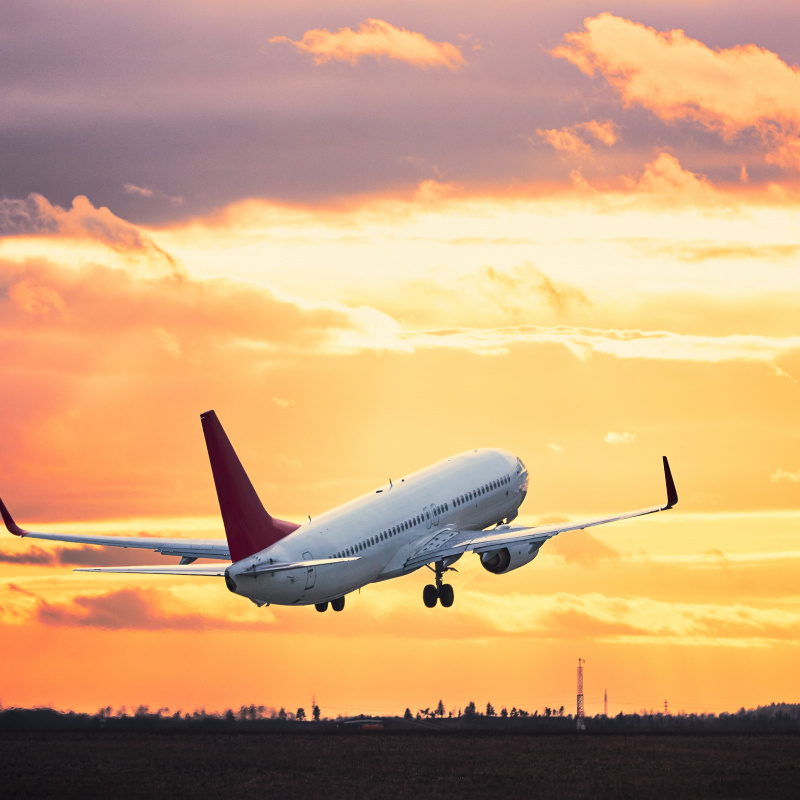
[1,410,678,611]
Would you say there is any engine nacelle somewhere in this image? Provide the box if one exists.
[479,543,540,574]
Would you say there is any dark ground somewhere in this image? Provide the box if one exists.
[2,731,798,799]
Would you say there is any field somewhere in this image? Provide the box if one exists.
[2,732,799,799]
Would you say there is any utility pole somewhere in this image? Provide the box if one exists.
[664,699,668,716]
[604,688,608,717]
[577,658,586,731]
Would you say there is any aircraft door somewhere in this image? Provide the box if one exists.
[424,507,432,529]
[431,504,440,526]
[302,550,316,589]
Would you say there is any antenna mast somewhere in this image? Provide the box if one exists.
[577,658,586,731]
[604,688,608,717]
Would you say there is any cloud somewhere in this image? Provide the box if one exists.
[604,432,636,445]
[123,184,184,205]
[0,546,54,565]
[536,120,618,160]
[553,14,800,169]
[547,530,620,566]
[123,184,155,199]
[625,153,718,205]
[465,590,800,645]
[271,19,465,70]
[54,546,174,568]
[0,194,182,275]
[0,545,171,568]
[398,324,800,364]
[578,119,618,146]
[36,588,211,630]
[770,468,800,483]
[546,443,564,455]
[536,127,592,159]
[5,584,274,632]
[623,240,800,263]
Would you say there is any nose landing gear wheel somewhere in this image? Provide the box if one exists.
[439,583,454,607]
[315,602,328,612]
[331,596,345,612]
[423,584,439,608]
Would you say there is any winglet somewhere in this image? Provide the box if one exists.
[663,456,678,509]
[200,410,300,562]
[0,498,28,537]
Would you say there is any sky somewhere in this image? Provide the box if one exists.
[1,0,799,718]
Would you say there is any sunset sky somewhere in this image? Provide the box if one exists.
[2,0,799,718]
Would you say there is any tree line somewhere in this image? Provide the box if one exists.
[1,702,799,732]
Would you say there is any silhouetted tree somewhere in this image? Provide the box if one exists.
[500,707,508,718]
[312,705,321,721]
[486,702,496,717]
[436,700,445,718]
[544,707,551,717]
[510,707,518,718]
[464,701,477,718]
[296,708,306,721]
[403,708,413,720]
[278,707,287,721]
[558,706,564,717]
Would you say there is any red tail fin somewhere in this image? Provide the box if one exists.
[200,410,299,562]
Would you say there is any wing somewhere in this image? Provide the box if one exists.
[1,497,230,562]
[405,456,677,571]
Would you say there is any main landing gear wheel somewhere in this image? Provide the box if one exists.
[423,584,438,608]
[331,596,345,612]
[315,602,328,613]
[439,583,454,607]
[422,559,457,608]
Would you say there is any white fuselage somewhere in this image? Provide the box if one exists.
[226,448,528,606]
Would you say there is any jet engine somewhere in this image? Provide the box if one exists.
[479,543,540,574]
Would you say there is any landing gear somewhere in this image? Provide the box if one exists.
[422,560,456,608]
[316,597,345,612]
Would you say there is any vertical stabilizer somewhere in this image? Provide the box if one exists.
[200,411,299,562]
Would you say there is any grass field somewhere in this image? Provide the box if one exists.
[2,732,799,799]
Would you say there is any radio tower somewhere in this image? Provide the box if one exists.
[604,689,608,717]
[577,658,586,731]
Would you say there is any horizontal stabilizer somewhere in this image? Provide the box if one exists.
[75,564,228,576]
[75,556,360,577]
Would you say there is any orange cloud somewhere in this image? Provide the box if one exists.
[536,127,592,159]
[624,152,718,205]
[577,119,618,146]
[0,194,182,275]
[34,588,244,631]
[553,14,800,169]
[271,19,465,70]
